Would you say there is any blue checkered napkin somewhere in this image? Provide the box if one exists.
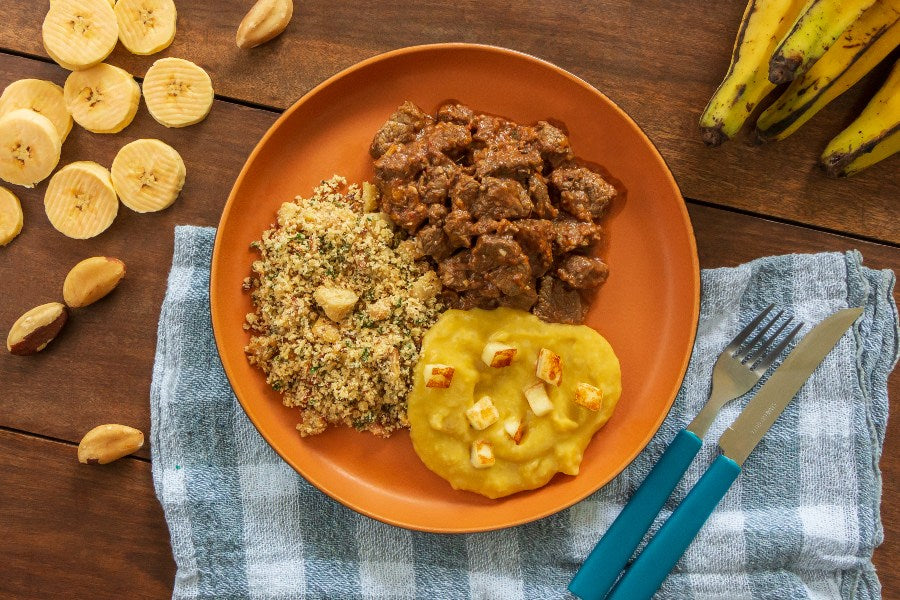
[150,225,898,600]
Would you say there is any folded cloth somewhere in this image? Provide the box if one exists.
[151,225,898,600]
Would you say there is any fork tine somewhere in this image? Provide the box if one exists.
[725,304,774,352]
[744,316,791,363]
[752,322,804,373]
[734,309,784,360]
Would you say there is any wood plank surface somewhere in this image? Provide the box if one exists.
[0,1,897,242]
[0,429,175,599]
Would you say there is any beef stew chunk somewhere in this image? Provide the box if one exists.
[371,101,618,323]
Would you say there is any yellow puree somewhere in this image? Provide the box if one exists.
[408,307,622,498]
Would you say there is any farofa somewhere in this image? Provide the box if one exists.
[243,176,444,437]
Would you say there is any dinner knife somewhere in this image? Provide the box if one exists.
[604,306,862,600]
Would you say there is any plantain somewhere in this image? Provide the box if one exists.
[820,60,900,177]
[756,0,900,141]
[699,0,808,146]
[769,0,877,84]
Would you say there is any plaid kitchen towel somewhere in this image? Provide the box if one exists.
[151,225,898,600]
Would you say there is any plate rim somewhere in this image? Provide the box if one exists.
[210,42,700,532]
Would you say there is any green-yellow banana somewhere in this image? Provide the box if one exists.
[699,0,807,146]
[769,0,877,84]
[820,60,900,177]
[756,0,900,141]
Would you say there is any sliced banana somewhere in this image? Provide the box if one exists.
[44,161,119,239]
[42,0,118,71]
[115,0,177,55]
[142,57,214,128]
[64,63,141,134]
[111,139,186,212]
[0,186,24,246]
[0,79,73,143]
[0,109,62,188]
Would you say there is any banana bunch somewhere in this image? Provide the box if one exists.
[700,0,900,177]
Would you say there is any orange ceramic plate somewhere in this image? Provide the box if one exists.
[211,43,699,532]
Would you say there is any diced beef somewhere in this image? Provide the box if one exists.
[553,218,603,253]
[374,143,427,181]
[421,121,472,159]
[473,143,543,179]
[469,177,533,221]
[426,203,448,224]
[533,121,573,167]
[443,209,474,249]
[509,219,555,278]
[378,181,427,233]
[438,250,473,291]
[534,276,586,324]
[471,235,534,302]
[557,255,609,289]
[529,174,558,219]
[550,166,616,221]
[436,102,475,126]
[417,224,453,260]
[471,114,521,145]
[369,101,430,158]
[418,163,458,205]
[449,173,480,211]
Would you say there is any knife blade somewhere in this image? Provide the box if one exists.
[605,306,863,600]
[719,306,863,465]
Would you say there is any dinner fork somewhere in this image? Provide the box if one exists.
[569,304,802,600]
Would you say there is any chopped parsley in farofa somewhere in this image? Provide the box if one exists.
[243,176,444,437]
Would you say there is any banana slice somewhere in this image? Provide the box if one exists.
[142,57,214,128]
[0,109,62,188]
[0,186,24,246]
[44,161,118,239]
[42,0,118,71]
[111,139,186,212]
[64,63,141,134]
[115,0,177,55]
[0,79,73,143]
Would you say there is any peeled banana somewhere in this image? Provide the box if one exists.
[111,139,186,212]
[0,186,24,246]
[142,58,214,128]
[64,63,141,134]
[699,0,807,146]
[0,79,73,143]
[115,0,178,55]
[820,60,900,177]
[44,161,119,239]
[42,0,118,71]
[757,0,900,141]
[0,109,62,188]
[769,0,876,84]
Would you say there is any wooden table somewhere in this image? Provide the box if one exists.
[1,1,897,598]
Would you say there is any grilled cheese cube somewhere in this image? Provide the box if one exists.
[313,286,359,322]
[524,381,554,416]
[424,363,455,388]
[481,341,517,368]
[574,382,604,411]
[466,396,500,430]
[470,440,495,469]
[535,348,562,386]
[502,417,526,444]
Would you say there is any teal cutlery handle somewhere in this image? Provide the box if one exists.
[568,429,703,600]
[606,454,742,600]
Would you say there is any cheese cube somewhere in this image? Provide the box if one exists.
[574,382,604,411]
[503,418,526,444]
[481,341,517,368]
[466,396,500,430]
[470,440,495,469]
[535,348,562,386]
[524,381,554,416]
[424,363,455,388]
